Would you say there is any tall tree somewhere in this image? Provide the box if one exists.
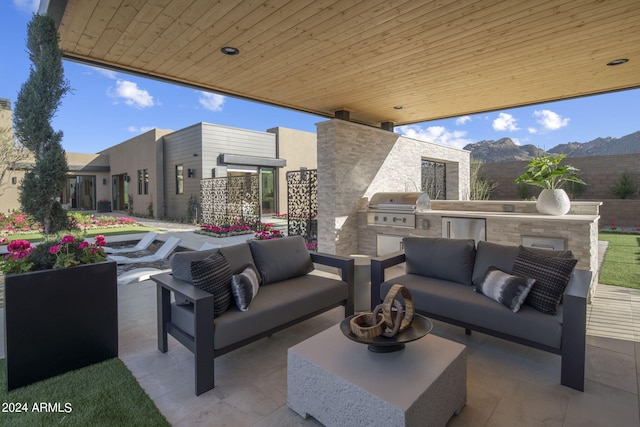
[13,13,71,234]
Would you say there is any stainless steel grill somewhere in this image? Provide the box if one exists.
[366,192,431,228]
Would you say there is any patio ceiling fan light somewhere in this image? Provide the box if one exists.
[606,58,628,66]
[221,46,240,56]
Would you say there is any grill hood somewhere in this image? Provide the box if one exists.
[368,192,431,212]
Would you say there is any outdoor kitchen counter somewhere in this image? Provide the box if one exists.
[358,207,600,291]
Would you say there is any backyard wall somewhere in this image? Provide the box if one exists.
[479,153,640,226]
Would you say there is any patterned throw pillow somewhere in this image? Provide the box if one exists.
[191,252,233,317]
[512,246,578,315]
[230,264,261,311]
[476,267,536,313]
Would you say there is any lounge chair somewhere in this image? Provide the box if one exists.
[199,242,221,250]
[108,236,181,264]
[103,232,159,254]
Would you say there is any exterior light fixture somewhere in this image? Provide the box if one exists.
[393,105,403,110]
[606,58,628,66]
[221,46,240,56]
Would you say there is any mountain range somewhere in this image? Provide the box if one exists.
[464,130,640,162]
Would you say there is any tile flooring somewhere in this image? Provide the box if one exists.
[113,279,640,426]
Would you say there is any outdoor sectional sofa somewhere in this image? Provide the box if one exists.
[151,235,354,395]
[371,237,591,391]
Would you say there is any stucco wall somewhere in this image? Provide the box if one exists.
[317,119,470,256]
[268,126,317,214]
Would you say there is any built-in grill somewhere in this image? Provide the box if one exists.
[366,192,431,228]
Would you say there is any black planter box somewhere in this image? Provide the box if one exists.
[97,200,112,212]
[4,261,118,390]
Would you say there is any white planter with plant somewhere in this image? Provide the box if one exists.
[514,154,586,216]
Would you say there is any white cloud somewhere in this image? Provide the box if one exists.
[534,109,569,130]
[127,126,155,133]
[397,125,473,149]
[455,115,471,125]
[511,138,522,146]
[199,92,225,112]
[93,67,118,80]
[13,0,39,13]
[492,113,519,131]
[108,80,155,108]
[528,127,538,134]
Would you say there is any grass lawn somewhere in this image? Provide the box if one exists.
[5,226,160,243]
[0,358,169,426]
[599,232,640,289]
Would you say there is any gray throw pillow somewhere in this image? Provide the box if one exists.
[230,264,261,311]
[476,267,536,313]
[191,252,233,316]
[249,236,314,284]
[170,248,221,283]
[512,246,577,315]
[403,237,476,285]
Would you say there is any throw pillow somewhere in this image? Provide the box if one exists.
[249,235,314,285]
[476,267,536,313]
[512,246,578,315]
[191,252,233,316]
[230,263,261,311]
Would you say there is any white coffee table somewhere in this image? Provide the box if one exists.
[287,323,466,427]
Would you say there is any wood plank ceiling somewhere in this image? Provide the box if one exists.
[47,0,640,127]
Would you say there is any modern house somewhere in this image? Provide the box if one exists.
[1,100,319,220]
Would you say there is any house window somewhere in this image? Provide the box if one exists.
[176,165,184,194]
[137,170,143,195]
[143,169,149,195]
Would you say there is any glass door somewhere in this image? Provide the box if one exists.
[260,168,275,214]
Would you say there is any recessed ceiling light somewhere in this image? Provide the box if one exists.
[393,105,403,110]
[221,46,240,56]
[606,58,628,66]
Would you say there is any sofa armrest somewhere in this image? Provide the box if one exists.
[152,272,212,302]
[310,252,355,316]
[370,251,406,310]
[560,268,591,391]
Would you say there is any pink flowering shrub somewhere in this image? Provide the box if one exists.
[0,211,138,238]
[254,229,284,240]
[1,235,107,274]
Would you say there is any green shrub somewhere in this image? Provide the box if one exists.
[611,170,637,199]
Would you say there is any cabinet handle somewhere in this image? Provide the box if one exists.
[446,221,451,238]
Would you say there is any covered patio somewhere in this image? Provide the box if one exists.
[28,1,640,425]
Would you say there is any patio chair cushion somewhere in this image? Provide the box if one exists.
[472,241,519,286]
[191,252,233,316]
[475,267,536,313]
[230,263,261,311]
[249,236,314,285]
[403,237,476,286]
[513,246,578,315]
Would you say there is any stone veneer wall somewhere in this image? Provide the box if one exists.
[317,119,470,256]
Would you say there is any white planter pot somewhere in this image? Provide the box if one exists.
[536,189,571,215]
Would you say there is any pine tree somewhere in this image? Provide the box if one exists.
[13,14,71,235]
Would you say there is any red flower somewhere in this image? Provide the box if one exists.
[61,235,76,244]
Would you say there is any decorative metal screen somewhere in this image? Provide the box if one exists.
[286,169,318,244]
[421,160,447,200]
[200,175,260,226]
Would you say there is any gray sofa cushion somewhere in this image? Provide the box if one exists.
[403,237,476,285]
[170,248,221,283]
[472,241,519,286]
[249,236,314,284]
[171,273,347,349]
[220,243,256,275]
[381,275,563,349]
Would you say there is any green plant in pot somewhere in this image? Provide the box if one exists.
[514,154,586,215]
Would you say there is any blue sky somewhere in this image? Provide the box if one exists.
[2,1,638,153]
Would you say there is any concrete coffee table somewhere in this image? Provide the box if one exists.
[287,323,466,427]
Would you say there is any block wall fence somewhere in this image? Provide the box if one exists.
[478,153,640,227]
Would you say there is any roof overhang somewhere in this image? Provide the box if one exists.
[45,0,640,127]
